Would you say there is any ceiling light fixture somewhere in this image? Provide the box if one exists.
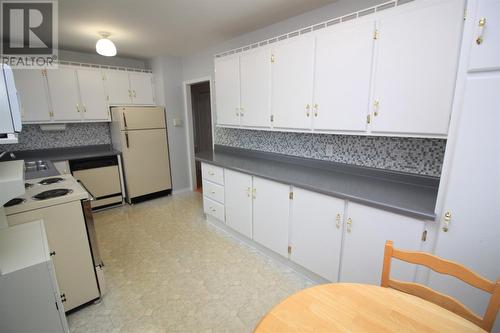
[96,32,117,57]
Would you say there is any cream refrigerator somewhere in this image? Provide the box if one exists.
[110,106,172,203]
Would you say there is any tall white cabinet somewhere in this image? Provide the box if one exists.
[214,56,240,126]
[76,69,109,121]
[12,68,51,122]
[224,169,253,238]
[46,67,82,122]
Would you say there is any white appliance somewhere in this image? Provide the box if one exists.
[0,220,69,333]
[4,175,104,311]
[0,64,22,144]
[110,106,172,204]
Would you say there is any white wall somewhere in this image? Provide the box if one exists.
[150,56,191,192]
[181,0,385,81]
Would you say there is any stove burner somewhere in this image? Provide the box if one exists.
[4,198,26,207]
[25,182,34,189]
[39,177,65,185]
[33,188,73,200]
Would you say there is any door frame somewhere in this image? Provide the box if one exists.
[182,76,215,191]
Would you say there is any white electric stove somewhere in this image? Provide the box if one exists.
[4,174,89,215]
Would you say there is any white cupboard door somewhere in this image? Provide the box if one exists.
[12,69,51,122]
[240,47,271,128]
[468,0,500,72]
[371,0,465,136]
[46,67,82,121]
[340,202,426,285]
[129,73,155,105]
[76,69,109,121]
[313,20,375,132]
[105,71,131,105]
[252,177,290,257]
[290,188,344,281]
[215,56,240,126]
[428,75,500,319]
[224,169,253,238]
[272,36,315,130]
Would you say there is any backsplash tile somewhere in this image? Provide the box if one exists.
[0,123,111,151]
[215,127,446,177]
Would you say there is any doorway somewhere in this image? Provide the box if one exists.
[190,81,213,191]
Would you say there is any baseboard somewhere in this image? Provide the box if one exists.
[205,215,329,285]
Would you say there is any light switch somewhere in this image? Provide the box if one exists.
[173,118,183,127]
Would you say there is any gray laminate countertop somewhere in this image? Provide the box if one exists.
[196,146,440,220]
[2,144,121,162]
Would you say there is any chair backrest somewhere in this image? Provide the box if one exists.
[381,240,500,332]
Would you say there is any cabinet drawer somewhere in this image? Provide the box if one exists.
[203,197,225,222]
[202,180,224,204]
[201,163,224,185]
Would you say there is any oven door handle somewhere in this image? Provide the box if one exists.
[77,180,95,201]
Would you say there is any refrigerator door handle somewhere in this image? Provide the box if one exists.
[125,132,130,148]
[123,113,128,128]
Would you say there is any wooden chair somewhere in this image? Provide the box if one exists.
[381,240,500,332]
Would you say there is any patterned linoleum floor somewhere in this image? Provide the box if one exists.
[67,191,314,333]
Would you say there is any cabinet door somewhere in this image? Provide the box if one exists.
[76,69,109,121]
[240,47,271,128]
[46,67,82,121]
[468,0,500,72]
[340,202,426,285]
[272,36,315,130]
[105,70,132,105]
[12,69,51,123]
[290,188,344,281]
[129,73,155,105]
[252,177,290,257]
[224,169,253,238]
[428,75,500,319]
[371,0,465,136]
[214,56,240,126]
[313,20,375,132]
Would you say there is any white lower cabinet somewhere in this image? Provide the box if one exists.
[224,169,252,238]
[339,202,426,285]
[201,163,429,284]
[290,188,344,281]
[252,177,290,257]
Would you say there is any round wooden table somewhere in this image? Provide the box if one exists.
[254,283,486,333]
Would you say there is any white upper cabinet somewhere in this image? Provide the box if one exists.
[12,69,51,123]
[370,0,465,136]
[105,70,132,105]
[468,0,500,72]
[271,35,315,130]
[129,73,155,105]
[252,177,290,257]
[340,202,426,285]
[215,55,240,126]
[290,188,344,281]
[224,169,253,239]
[76,69,109,121]
[240,47,272,128]
[46,67,82,121]
[313,20,375,132]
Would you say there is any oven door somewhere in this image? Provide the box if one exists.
[82,199,105,294]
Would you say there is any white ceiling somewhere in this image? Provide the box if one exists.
[58,0,337,59]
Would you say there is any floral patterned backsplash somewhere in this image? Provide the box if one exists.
[215,127,446,177]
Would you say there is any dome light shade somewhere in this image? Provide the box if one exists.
[96,32,116,56]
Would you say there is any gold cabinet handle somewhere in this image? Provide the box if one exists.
[442,211,451,232]
[252,188,256,199]
[346,218,352,233]
[373,100,380,116]
[313,104,318,117]
[476,18,487,45]
[208,170,215,176]
[210,190,216,194]
[83,105,87,113]
[306,104,311,117]
[76,104,80,112]
[133,90,137,98]
[235,107,240,116]
[335,213,341,229]
[246,187,251,197]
